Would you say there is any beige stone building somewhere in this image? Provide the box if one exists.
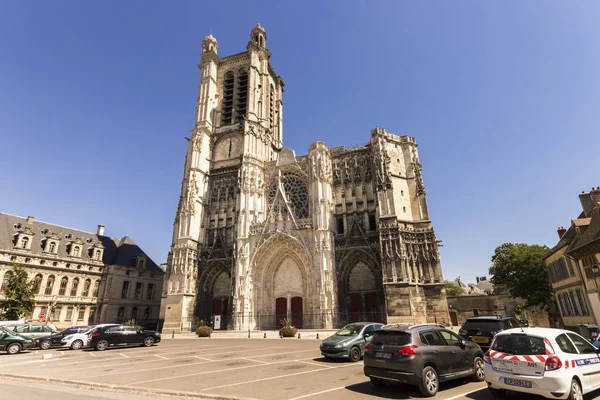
[161,25,449,332]
[0,213,164,329]
[545,187,600,331]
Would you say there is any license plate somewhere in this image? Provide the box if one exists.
[376,352,391,359]
[472,336,489,344]
[504,378,532,388]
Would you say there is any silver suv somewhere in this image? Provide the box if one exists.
[363,323,485,397]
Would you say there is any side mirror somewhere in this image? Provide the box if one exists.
[364,332,371,338]
[460,340,468,347]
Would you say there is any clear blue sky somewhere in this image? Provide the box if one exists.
[1,1,599,283]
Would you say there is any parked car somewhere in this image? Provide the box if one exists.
[484,327,600,399]
[0,326,35,355]
[363,323,485,397]
[3,323,58,339]
[320,322,384,362]
[36,326,92,350]
[88,325,161,351]
[60,324,118,350]
[459,316,521,350]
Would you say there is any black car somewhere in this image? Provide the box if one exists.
[363,323,484,397]
[458,316,521,350]
[88,325,161,351]
[36,326,91,350]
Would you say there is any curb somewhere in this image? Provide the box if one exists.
[0,374,259,400]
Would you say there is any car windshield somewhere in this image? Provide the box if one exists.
[335,324,364,336]
[462,320,503,332]
[491,334,547,355]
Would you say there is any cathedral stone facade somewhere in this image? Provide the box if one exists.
[160,25,450,332]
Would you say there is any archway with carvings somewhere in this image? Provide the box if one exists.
[194,261,232,329]
[250,233,314,329]
[337,249,384,325]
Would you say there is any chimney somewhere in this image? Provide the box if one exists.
[26,216,34,224]
[97,224,105,236]
[557,226,567,239]
[591,187,600,209]
[579,190,595,217]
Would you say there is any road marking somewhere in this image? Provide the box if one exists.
[97,349,317,377]
[194,356,213,361]
[154,354,168,360]
[244,358,269,364]
[444,386,487,400]
[126,356,322,386]
[294,360,335,369]
[200,363,362,392]
[88,353,96,357]
[118,353,129,358]
[288,386,346,400]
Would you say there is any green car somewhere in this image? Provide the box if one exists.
[0,326,35,355]
[320,322,383,362]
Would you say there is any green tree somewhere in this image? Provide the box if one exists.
[444,280,465,296]
[489,243,553,309]
[0,263,37,320]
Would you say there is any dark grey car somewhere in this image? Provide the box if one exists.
[363,324,485,397]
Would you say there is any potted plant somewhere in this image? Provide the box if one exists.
[279,318,297,338]
[196,319,213,338]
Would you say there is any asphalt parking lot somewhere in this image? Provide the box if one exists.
[0,337,580,400]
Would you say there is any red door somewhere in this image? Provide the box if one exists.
[275,297,287,328]
[291,297,303,329]
[350,293,362,322]
[365,292,377,312]
[213,298,222,315]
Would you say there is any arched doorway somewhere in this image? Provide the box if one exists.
[346,261,379,323]
[212,271,231,330]
[273,257,303,328]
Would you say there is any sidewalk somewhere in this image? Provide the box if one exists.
[163,329,337,340]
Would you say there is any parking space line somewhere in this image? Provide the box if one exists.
[244,358,269,364]
[96,348,318,377]
[194,356,213,361]
[288,386,346,400]
[88,353,95,357]
[154,354,168,360]
[200,363,362,392]
[294,360,335,369]
[126,356,319,386]
[444,387,486,400]
[118,353,129,358]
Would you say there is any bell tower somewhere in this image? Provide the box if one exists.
[161,25,285,332]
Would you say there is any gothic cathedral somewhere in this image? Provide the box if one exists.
[160,25,450,332]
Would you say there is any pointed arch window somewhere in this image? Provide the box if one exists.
[58,277,68,296]
[221,71,234,125]
[235,70,248,122]
[70,278,80,296]
[44,275,55,295]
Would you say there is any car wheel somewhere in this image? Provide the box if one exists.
[488,388,507,398]
[348,346,361,362]
[567,379,583,400]
[40,340,52,350]
[7,343,22,355]
[95,339,109,351]
[472,356,485,382]
[418,366,439,397]
[370,377,387,387]
[70,340,84,350]
[143,337,155,347]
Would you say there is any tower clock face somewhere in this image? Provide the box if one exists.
[214,135,243,161]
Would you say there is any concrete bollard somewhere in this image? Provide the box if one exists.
[264,332,267,338]
[172,330,175,339]
[298,332,301,339]
[280,332,283,339]
[316,333,319,340]
[248,328,250,338]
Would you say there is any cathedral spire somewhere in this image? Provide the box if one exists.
[250,23,266,48]
[202,34,218,54]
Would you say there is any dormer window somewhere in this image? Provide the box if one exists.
[14,227,34,251]
[73,246,80,257]
[89,241,105,262]
[21,237,29,249]
[94,250,101,260]
[137,257,146,269]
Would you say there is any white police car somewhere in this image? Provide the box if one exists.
[484,327,600,400]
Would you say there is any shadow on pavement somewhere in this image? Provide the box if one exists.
[345,378,480,399]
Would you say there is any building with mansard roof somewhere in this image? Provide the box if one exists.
[0,213,164,329]
[161,25,449,332]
